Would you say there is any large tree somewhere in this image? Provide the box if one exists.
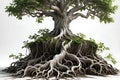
[6,0,117,37]
[4,0,118,79]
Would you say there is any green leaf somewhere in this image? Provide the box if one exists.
[91,16,95,20]
[89,38,96,43]
[36,17,44,23]
[97,42,110,53]
[9,54,15,58]
[77,33,86,39]
[9,53,24,60]
[105,53,117,64]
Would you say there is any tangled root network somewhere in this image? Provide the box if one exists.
[3,39,119,80]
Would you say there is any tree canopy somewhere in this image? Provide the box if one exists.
[6,0,117,23]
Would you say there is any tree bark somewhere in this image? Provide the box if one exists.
[50,14,74,39]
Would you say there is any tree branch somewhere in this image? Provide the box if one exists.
[63,0,70,12]
[68,6,82,16]
[24,10,41,17]
[25,9,55,18]
[72,11,91,20]
[42,11,55,17]
[51,5,62,15]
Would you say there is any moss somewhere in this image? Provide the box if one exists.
[88,40,98,49]
[27,41,38,48]
[71,36,84,45]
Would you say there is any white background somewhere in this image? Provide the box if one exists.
[0,0,120,80]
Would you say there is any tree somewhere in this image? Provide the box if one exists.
[6,0,117,37]
[4,0,118,79]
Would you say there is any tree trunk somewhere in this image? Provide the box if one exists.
[50,14,74,39]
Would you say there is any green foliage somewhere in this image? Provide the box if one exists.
[22,28,51,48]
[77,33,86,39]
[9,53,24,60]
[27,28,50,40]
[38,29,50,37]
[6,0,117,23]
[88,38,116,64]
[72,37,84,45]
[88,38,110,53]
[97,42,110,53]
[105,53,117,64]
[5,0,46,20]
[75,33,116,64]
[91,16,95,20]
[72,33,86,45]
[36,17,44,23]
[89,38,96,43]
[88,38,98,48]
[83,0,118,23]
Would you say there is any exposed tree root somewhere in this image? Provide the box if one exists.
[3,37,119,80]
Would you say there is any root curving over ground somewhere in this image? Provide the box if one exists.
[3,36,119,79]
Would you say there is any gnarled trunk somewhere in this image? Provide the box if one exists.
[50,14,74,39]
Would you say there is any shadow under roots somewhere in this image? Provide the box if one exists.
[3,37,119,79]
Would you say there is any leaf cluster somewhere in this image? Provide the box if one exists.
[82,0,118,23]
[5,0,48,20]
[72,33,86,45]
[6,0,117,23]
[88,38,110,52]
[97,42,110,53]
[73,33,116,64]
[22,28,51,48]
[9,53,24,60]
[105,53,117,64]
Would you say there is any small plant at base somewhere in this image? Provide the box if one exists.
[89,38,110,53]
[77,33,86,39]
[22,28,51,48]
[28,28,50,40]
[105,53,117,64]
[87,37,116,64]
[9,53,24,60]
[97,42,110,53]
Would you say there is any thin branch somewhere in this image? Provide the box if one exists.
[24,10,41,17]
[42,11,55,17]
[72,0,80,6]
[51,5,60,12]
[60,0,64,10]
[25,9,55,18]
[63,0,70,12]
